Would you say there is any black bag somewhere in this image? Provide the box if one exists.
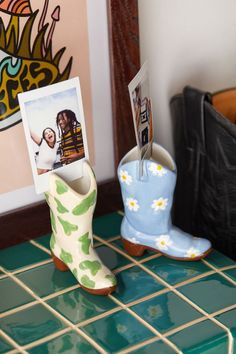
[170,86,236,260]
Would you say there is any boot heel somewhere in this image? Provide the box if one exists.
[122,238,146,257]
[52,253,69,272]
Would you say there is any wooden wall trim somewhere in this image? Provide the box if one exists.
[107,0,140,166]
[0,179,123,249]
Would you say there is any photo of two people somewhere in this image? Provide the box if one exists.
[31,108,84,175]
[18,77,89,194]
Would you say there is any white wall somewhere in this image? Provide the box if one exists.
[0,0,114,214]
[139,0,236,155]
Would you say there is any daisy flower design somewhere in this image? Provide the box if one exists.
[151,197,168,211]
[185,247,201,259]
[126,198,140,212]
[119,169,133,185]
[148,163,167,177]
[155,234,173,251]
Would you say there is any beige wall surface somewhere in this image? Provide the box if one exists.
[0,0,94,195]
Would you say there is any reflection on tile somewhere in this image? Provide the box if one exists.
[28,331,99,354]
[169,320,228,354]
[81,310,154,352]
[114,266,165,304]
[96,245,130,270]
[0,277,34,313]
[16,262,77,297]
[93,212,123,239]
[0,242,50,271]
[34,234,51,250]
[0,336,13,353]
[179,273,236,313]
[134,340,176,354]
[223,268,236,282]
[216,308,236,354]
[132,292,201,334]
[144,256,210,285]
[0,304,66,345]
[47,288,117,324]
[111,239,157,260]
[205,250,235,268]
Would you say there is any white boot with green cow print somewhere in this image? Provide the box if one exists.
[45,161,117,295]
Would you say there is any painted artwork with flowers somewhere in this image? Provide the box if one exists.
[0,0,94,196]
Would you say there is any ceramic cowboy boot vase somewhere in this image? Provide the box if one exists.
[45,161,117,295]
[118,143,212,260]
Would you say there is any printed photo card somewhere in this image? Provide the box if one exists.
[128,62,153,176]
[18,77,89,194]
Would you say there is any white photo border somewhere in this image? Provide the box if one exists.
[18,77,89,194]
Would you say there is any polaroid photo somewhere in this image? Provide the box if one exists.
[18,77,89,194]
[128,62,153,161]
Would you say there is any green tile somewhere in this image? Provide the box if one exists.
[16,262,77,297]
[0,242,50,271]
[112,239,157,260]
[179,273,236,313]
[0,277,34,313]
[93,212,123,239]
[114,266,165,304]
[0,336,13,353]
[223,268,236,282]
[34,233,51,250]
[216,309,236,354]
[131,292,201,334]
[144,256,210,285]
[96,245,130,270]
[134,340,176,354]
[169,320,228,354]
[205,250,235,268]
[0,304,66,345]
[81,310,154,352]
[28,331,99,354]
[47,288,117,324]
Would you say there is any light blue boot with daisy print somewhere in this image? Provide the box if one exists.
[118,143,212,260]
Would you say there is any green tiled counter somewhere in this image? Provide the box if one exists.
[0,212,235,354]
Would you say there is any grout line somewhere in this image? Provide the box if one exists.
[93,239,234,354]
[5,349,20,354]
[113,263,136,274]
[42,284,80,301]
[0,268,107,354]
[11,259,53,275]
[124,288,170,308]
[0,300,39,319]
[117,210,124,216]
[173,270,215,288]
[106,235,121,243]
[29,239,51,255]
[109,295,183,354]
[0,330,27,354]
[139,253,162,263]
[77,307,122,328]
[202,260,236,286]
[22,328,71,351]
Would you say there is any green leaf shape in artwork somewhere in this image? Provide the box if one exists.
[50,210,57,233]
[80,275,95,289]
[72,268,78,278]
[72,190,97,216]
[54,197,69,214]
[55,179,69,195]
[79,260,102,276]
[105,274,117,286]
[50,233,56,250]
[78,232,91,255]
[60,249,73,264]
[58,216,78,236]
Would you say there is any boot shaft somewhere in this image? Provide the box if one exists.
[118,144,177,235]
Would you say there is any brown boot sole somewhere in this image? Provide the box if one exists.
[122,238,212,261]
[52,253,116,296]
